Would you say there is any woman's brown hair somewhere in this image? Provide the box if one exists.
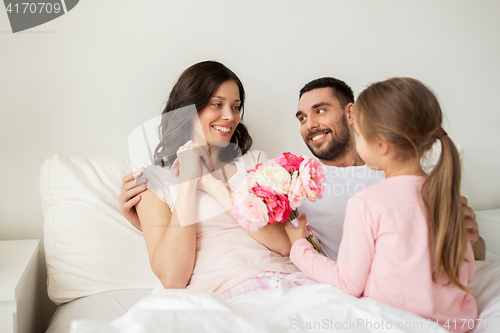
[355,77,469,291]
[154,61,252,167]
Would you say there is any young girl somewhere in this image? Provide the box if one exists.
[285,77,477,332]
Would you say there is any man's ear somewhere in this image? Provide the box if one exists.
[375,134,390,155]
[345,103,354,126]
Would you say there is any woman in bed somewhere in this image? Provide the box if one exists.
[124,61,313,299]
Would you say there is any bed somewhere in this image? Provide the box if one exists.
[40,120,500,332]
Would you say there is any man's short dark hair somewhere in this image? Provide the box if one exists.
[299,77,354,109]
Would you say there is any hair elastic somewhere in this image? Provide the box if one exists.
[435,128,447,140]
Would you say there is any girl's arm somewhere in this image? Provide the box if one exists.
[287,196,374,297]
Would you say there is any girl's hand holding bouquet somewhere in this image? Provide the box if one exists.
[284,214,308,245]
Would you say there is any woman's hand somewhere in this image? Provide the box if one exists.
[173,141,217,192]
[285,214,308,246]
[176,140,211,182]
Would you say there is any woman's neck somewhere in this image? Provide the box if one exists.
[206,144,238,183]
[190,135,221,171]
[208,144,232,172]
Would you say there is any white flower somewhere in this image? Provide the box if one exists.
[254,161,291,194]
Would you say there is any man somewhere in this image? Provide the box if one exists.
[118,77,485,260]
[295,78,384,260]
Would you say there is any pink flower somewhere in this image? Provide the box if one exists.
[248,163,263,173]
[237,171,257,193]
[252,186,291,223]
[299,158,326,201]
[231,193,269,233]
[274,152,304,173]
[288,171,307,210]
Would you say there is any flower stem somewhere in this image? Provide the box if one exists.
[289,209,299,222]
[306,235,324,254]
[287,209,323,254]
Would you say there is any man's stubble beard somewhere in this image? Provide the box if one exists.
[305,113,351,162]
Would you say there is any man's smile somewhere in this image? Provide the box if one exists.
[307,130,331,145]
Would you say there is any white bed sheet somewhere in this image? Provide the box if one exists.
[65,262,500,333]
[46,289,152,333]
[48,255,500,333]
[70,284,448,333]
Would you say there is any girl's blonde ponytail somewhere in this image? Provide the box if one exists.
[422,130,469,291]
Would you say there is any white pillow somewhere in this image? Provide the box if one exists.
[40,155,159,305]
[470,261,500,325]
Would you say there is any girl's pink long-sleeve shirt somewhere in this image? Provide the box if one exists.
[290,175,477,333]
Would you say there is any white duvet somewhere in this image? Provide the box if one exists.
[70,261,500,333]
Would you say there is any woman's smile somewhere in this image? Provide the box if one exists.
[212,124,232,136]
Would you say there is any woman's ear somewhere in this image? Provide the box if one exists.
[375,134,390,156]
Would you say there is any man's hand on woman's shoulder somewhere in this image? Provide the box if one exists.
[462,196,486,260]
[119,168,148,232]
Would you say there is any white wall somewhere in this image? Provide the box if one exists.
[1,0,499,329]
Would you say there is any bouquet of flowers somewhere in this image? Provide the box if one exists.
[231,152,326,253]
